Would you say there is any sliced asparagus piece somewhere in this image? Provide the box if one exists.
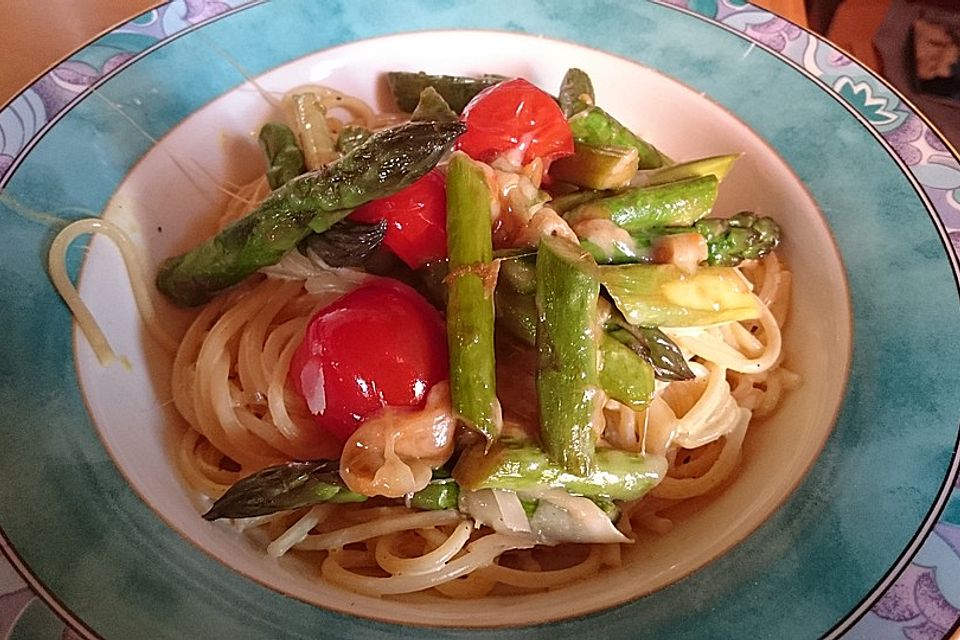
[558,67,595,118]
[408,477,460,510]
[336,124,371,154]
[638,153,740,187]
[258,122,306,189]
[599,333,654,409]
[156,120,465,306]
[410,86,459,123]
[454,439,667,501]
[564,175,718,233]
[387,71,506,113]
[601,263,761,327]
[568,106,667,169]
[549,143,639,190]
[299,219,386,268]
[445,151,502,443]
[604,318,695,382]
[695,212,781,266]
[536,235,602,475]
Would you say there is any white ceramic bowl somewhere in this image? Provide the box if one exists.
[74,31,851,626]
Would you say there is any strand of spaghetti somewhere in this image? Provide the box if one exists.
[724,321,765,358]
[431,571,498,599]
[374,520,473,576]
[641,395,680,456]
[48,218,179,364]
[321,533,534,596]
[264,319,314,441]
[650,409,750,500]
[599,540,622,567]
[665,303,781,374]
[177,429,235,495]
[757,251,781,307]
[296,510,463,551]
[477,546,603,589]
[237,279,303,398]
[268,504,335,557]
[194,286,289,463]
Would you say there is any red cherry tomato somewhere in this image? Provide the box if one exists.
[457,78,574,166]
[349,170,447,269]
[289,279,448,442]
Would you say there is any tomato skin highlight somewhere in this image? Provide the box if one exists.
[289,279,448,442]
[349,170,447,269]
[457,78,574,166]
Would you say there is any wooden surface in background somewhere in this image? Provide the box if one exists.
[0,0,161,106]
[826,0,893,71]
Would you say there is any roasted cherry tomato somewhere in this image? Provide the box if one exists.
[349,169,447,269]
[457,78,574,166]
[289,279,448,442]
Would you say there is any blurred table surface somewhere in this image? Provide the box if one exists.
[0,0,807,108]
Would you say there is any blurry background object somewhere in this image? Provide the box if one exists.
[823,0,959,147]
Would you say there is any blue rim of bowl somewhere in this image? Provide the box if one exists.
[0,1,959,638]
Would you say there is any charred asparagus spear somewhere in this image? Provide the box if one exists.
[203,460,365,520]
[156,120,465,306]
[204,461,459,520]
[557,67,595,118]
[387,71,506,113]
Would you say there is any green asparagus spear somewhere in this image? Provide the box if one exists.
[408,477,460,510]
[549,189,603,215]
[564,175,718,233]
[695,212,781,266]
[578,212,782,267]
[558,68,595,118]
[203,460,366,520]
[494,249,694,382]
[156,120,465,306]
[604,316,694,381]
[499,255,538,295]
[549,143,639,190]
[495,257,666,396]
[410,86,459,123]
[600,263,762,327]
[639,153,740,187]
[599,333,654,409]
[445,151,502,443]
[258,122,307,189]
[336,124,371,154]
[387,71,506,113]
[536,235,602,475]
[299,219,386,268]
[454,439,667,501]
[568,107,667,169]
